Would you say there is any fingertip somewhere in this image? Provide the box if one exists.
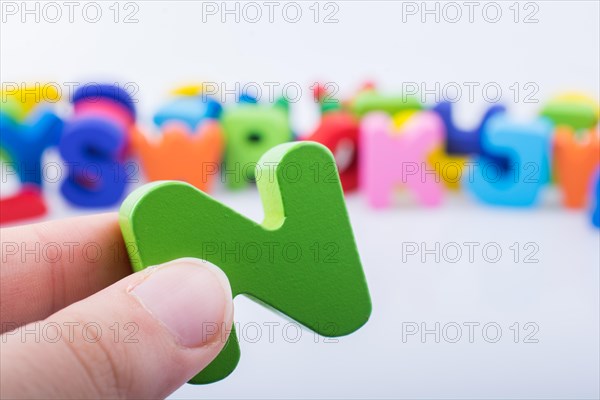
[129,258,233,348]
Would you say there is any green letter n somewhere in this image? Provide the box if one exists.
[119,141,372,383]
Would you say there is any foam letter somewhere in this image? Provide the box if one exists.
[464,116,553,206]
[554,127,600,208]
[360,111,445,208]
[60,117,127,207]
[433,101,506,155]
[0,184,47,225]
[592,169,600,228]
[132,120,224,192]
[350,89,422,118]
[303,111,359,191]
[60,84,136,207]
[541,92,599,132]
[220,101,291,189]
[153,96,222,130]
[0,110,63,186]
[119,142,371,383]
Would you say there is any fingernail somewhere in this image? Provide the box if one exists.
[129,258,232,348]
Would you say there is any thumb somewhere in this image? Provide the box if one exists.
[1,258,233,399]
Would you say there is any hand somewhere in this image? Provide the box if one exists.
[0,213,233,399]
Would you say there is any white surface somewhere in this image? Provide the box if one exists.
[1,1,599,398]
[180,188,600,400]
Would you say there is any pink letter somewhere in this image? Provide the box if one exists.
[360,111,444,208]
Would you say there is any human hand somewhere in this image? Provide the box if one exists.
[0,213,233,399]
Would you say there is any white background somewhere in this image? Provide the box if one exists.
[1,1,599,398]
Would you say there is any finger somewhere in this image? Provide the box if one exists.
[1,213,132,332]
[1,258,233,399]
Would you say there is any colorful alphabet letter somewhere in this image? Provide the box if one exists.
[427,147,469,191]
[432,101,506,155]
[220,101,292,189]
[131,121,224,192]
[0,83,61,121]
[554,127,600,208]
[0,110,63,186]
[0,184,47,225]
[119,142,372,384]
[153,96,222,130]
[60,84,135,207]
[464,116,553,206]
[350,89,422,118]
[592,169,600,228]
[60,117,128,207]
[303,111,360,191]
[359,111,445,208]
[541,92,599,132]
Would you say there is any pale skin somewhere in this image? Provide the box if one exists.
[0,213,233,399]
